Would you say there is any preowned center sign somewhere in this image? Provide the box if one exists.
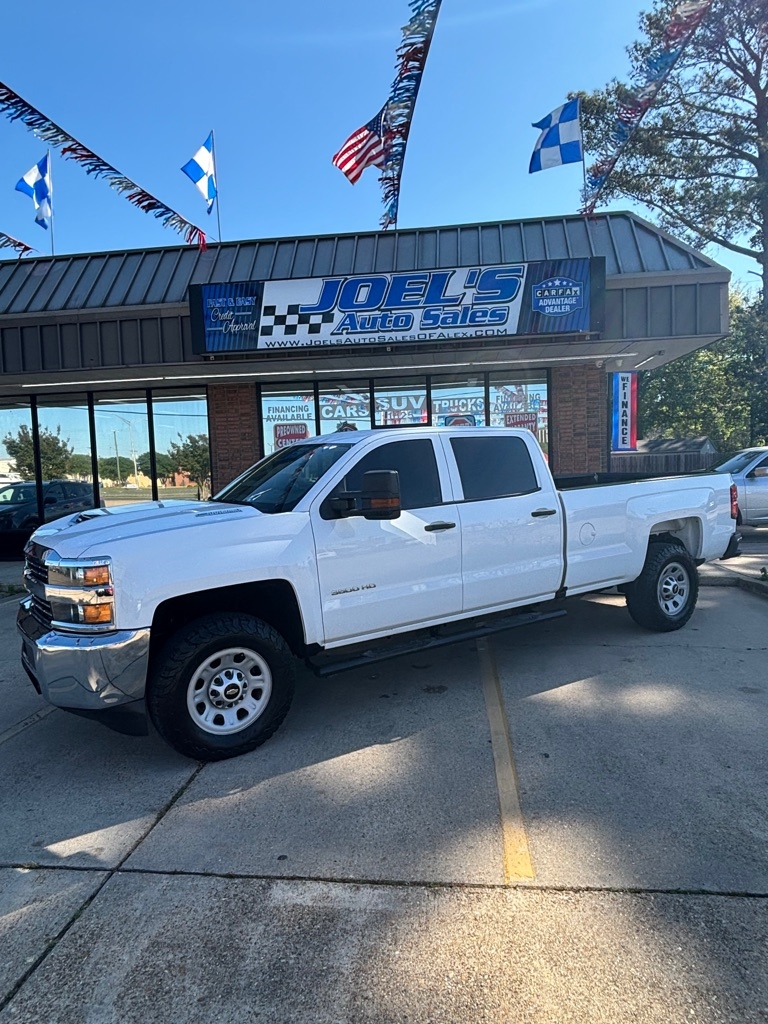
[189,258,604,353]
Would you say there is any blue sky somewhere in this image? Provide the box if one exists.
[0,0,758,289]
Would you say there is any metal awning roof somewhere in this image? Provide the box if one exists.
[0,211,725,319]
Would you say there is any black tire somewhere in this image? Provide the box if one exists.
[147,612,295,761]
[624,542,699,632]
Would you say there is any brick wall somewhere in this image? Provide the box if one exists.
[549,366,608,476]
[207,384,262,493]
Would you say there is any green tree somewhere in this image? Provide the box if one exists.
[97,456,134,484]
[639,294,768,447]
[579,0,768,302]
[137,450,176,481]
[168,434,211,498]
[68,454,94,479]
[2,424,73,480]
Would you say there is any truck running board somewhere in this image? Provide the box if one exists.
[306,607,567,678]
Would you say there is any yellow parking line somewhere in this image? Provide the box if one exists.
[477,638,535,882]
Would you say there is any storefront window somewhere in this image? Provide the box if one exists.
[489,371,549,454]
[94,394,150,507]
[36,395,96,520]
[318,383,372,435]
[0,401,34,484]
[373,377,428,428]
[260,386,317,455]
[0,401,35,552]
[430,375,486,427]
[151,391,210,500]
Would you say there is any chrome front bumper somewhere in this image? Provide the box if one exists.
[17,597,150,711]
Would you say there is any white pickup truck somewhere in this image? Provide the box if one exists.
[18,427,740,761]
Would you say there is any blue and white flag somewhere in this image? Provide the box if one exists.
[529,98,583,173]
[15,153,52,229]
[181,132,217,214]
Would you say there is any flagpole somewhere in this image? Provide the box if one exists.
[211,129,222,242]
[48,149,55,257]
[578,99,587,215]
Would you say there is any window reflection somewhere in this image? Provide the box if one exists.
[0,401,35,551]
[37,394,96,518]
[318,383,371,435]
[94,394,150,506]
[0,401,34,485]
[373,377,427,428]
[150,392,210,500]
[260,386,317,455]
[431,375,486,426]
[489,371,549,454]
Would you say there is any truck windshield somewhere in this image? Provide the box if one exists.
[211,442,353,514]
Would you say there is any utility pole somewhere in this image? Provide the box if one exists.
[113,431,121,484]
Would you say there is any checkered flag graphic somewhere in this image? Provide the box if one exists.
[259,304,336,337]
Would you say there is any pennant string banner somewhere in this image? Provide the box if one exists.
[582,0,715,214]
[378,0,443,229]
[0,81,207,247]
[0,229,36,257]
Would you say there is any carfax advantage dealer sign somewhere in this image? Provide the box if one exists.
[189,257,605,353]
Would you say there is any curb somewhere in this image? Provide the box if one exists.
[699,568,768,599]
[735,576,768,599]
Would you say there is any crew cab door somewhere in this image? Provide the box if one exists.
[442,432,563,612]
[311,437,462,644]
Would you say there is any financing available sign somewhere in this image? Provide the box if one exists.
[189,258,604,353]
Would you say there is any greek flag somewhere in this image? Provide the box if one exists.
[529,99,583,173]
[181,132,217,214]
[15,153,52,229]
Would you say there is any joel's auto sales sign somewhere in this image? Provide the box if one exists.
[189,257,605,354]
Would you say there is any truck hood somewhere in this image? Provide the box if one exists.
[29,499,258,558]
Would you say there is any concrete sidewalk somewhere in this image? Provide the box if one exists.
[698,527,768,597]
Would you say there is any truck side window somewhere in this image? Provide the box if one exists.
[333,439,442,511]
[451,436,539,500]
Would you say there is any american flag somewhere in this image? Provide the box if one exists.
[332,108,387,184]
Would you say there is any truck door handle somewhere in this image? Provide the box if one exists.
[424,521,457,532]
[531,508,557,518]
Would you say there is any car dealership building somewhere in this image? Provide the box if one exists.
[0,210,730,513]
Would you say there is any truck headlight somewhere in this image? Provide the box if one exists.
[44,557,115,632]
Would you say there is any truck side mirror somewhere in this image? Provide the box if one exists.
[327,491,357,517]
[360,470,401,520]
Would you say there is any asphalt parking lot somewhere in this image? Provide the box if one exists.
[1,539,767,1023]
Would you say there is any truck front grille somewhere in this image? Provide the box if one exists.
[23,548,53,630]
[24,551,48,586]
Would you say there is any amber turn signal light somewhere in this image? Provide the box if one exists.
[82,604,113,624]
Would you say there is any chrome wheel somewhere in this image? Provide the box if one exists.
[186,645,273,736]
[656,560,690,617]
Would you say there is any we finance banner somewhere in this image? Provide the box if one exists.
[612,372,638,451]
[189,257,605,353]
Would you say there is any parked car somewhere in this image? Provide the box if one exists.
[0,480,95,542]
[710,447,768,526]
